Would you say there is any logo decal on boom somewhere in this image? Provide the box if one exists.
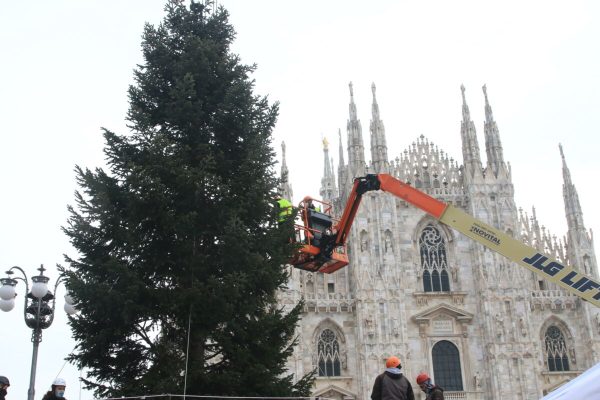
[469,223,501,246]
[523,252,600,300]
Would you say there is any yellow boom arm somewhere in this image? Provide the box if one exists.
[377,173,600,308]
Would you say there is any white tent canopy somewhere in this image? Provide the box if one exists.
[541,362,600,399]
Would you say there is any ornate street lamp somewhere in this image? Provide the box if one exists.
[0,264,77,400]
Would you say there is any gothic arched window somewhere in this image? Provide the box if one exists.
[432,340,463,391]
[317,329,341,376]
[423,270,432,292]
[545,326,570,372]
[419,225,450,292]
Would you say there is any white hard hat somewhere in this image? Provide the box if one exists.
[53,378,66,386]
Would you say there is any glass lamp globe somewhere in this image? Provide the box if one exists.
[31,281,48,299]
[0,283,16,301]
[0,298,15,312]
[64,303,77,315]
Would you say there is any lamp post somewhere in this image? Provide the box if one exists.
[0,264,77,400]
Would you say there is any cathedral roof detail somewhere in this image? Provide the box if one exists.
[391,135,462,191]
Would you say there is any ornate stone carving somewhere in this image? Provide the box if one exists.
[384,233,393,253]
[364,317,376,336]
[495,313,505,339]
[391,317,400,337]
[569,348,576,364]
[518,314,528,337]
[451,266,458,283]
[474,370,482,390]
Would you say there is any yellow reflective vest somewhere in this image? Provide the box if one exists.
[277,198,293,221]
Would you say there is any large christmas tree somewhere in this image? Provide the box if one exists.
[63,1,312,397]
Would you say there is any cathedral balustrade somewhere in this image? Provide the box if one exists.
[415,391,483,399]
[391,185,467,203]
[413,291,468,307]
[541,369,585,394]
[443,392,467,400]
[423,186,465,197]
[277,290,303,303]
[442,391,486,400]
[302,292,355,313]
[530,290,579,311]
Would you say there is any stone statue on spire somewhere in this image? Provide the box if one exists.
[279,141,293,200]
[559,143,565,160]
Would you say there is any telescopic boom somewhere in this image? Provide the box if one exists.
[290,173,600,308]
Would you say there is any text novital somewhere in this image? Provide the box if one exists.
[469,225,501,246]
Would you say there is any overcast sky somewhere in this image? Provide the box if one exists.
[1,1,599,399]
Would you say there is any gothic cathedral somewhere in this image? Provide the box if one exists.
[277,83,600,400]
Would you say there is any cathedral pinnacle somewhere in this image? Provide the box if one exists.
[337,128,349,202]
[371,82,380,120]
[461,84,470,121]
[279,141,293,200]
[560,144,597,276]
[482,84,507,179]
[560,143,575,191]
[483,84,493,121]
[459,85,483,181]
[369,82,387,173]
[338,128,345,166]
[349,81,358,121]
[346,82,365,177]
[560,144,581,222]
[320,136,337,201]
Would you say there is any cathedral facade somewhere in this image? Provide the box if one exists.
[277,83,600,400]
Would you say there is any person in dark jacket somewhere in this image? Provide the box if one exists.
[41,377,66,400]
[0,376,9,400]
[371,356,415,400]
[416,372,444,400]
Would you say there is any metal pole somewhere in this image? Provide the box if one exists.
[183,307,192,399]
[27,329,41,400]
[28,279,44,400]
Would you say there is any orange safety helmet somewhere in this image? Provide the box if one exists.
[416,372,431,385]
[385,356,401,368]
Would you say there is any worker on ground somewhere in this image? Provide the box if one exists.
[416,372,444,400]
[371,356,414,400]
[0,376,9,400]
[41,377,67,400]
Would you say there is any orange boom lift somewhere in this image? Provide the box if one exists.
[290,173,600,308]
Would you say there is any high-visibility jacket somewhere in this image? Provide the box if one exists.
[277,198,293,221]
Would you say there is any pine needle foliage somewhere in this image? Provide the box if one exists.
[62,1,313,397]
